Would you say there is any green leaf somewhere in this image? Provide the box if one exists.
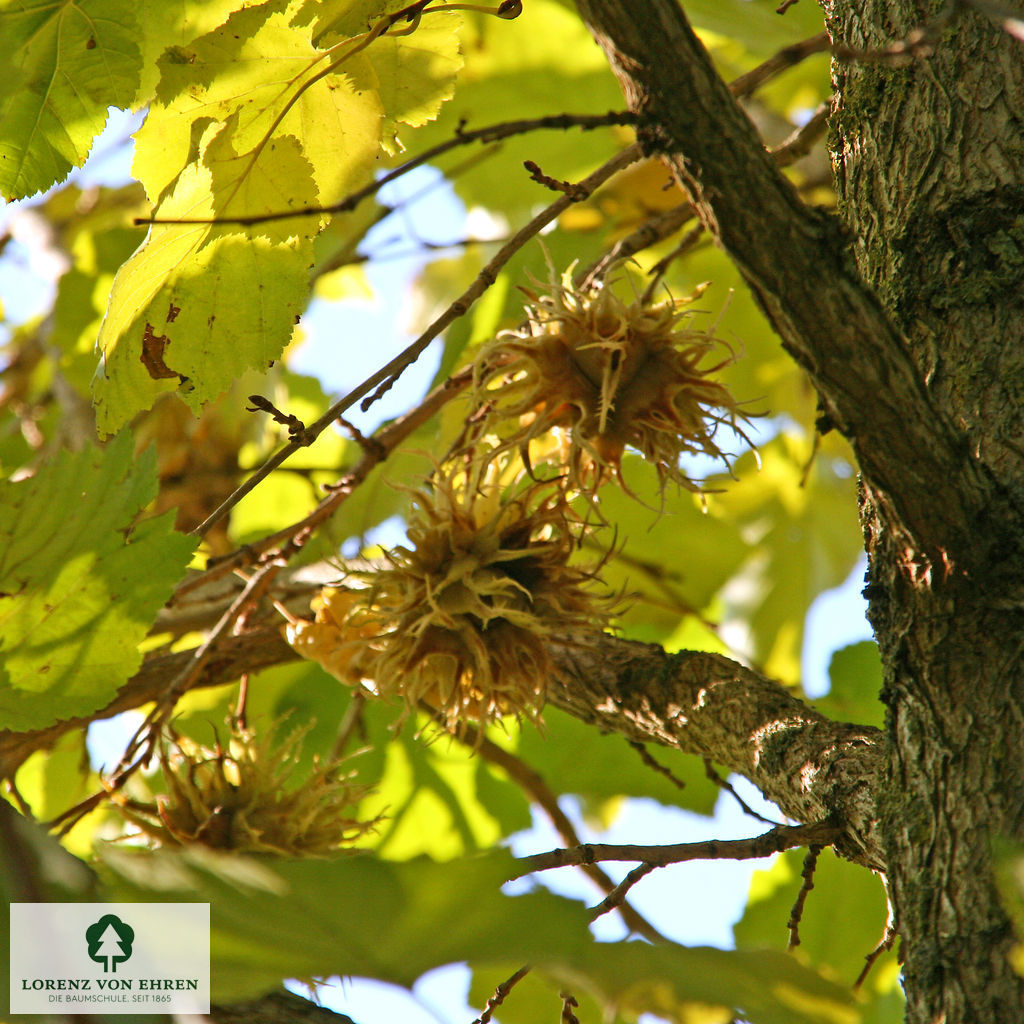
[414,0,625,214]
[995,840,1024,979]
[133,1,382,210]
[514,707,720,817]
[469,965,633,1024]
[0,0,142,200]
[0,433,196,731]
[586,455,750,645]
[361,14,464,154]
[100,845,858,1023]
[813,642,885,729]
[708,434,861,683]
[132,0,252,108]
[684,0,825,56]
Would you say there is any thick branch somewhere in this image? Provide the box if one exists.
[548,634,883,869]
[0,627,883,869]
[573,0,990,561]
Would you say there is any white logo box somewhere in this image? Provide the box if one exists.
[10,903,209,1015]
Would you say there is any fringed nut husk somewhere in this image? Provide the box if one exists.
[314,460,612,730]
[472,265,750,494]
[112,722,376,856]
[286,587,377,685]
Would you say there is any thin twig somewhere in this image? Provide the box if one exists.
[329,691,368,763]
[177,366,473,594]
[165,561,283,701]
[4,778,35,819]
[641,223,707,303]
[46,561,284,836]
[192,144,641,538]
[459,723,669,944]
[578,203,693,291]
[136,114,636,229]
[854,887,899,988]
[359,142,641,411]
[579,100,828,294]
[589,862,657,920]
[770,103,829,165]
[629,741,687,791]
[787,844,822,949]
[703,759,782,827]
[473,965,532,1024]
[560,992,580,1024]
[854,921,898,988]
[515,821,841,878]
[728,33,831,99]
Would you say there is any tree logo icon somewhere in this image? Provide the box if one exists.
[85,914,134,973]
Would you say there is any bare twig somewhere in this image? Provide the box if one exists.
[770,103,829,165]
[3,778,35,819]
[629,741,687,791]
[329,691,368,763]
[178,366,473,594]
[579,100,828,294]
[137,113,637,229]
[359,143,641,410]
[641,223,707,302]
[728,33,830,99]
[459,723,669,943]
[523,159,588,199]
[473,965,532,1024]
[515,821,841,878]
[589,862,657,920]
[560,992,580,1024]
[854,923,898,987]
[703,759,782,827]
[164,561,284,701]
[578,203,693,291]
[247,395,307,442]
[192,144,641,537]
[46,560,285,836]
[787,844,823,949]
[854,892,899,988]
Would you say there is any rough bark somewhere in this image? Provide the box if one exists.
[0,624,884,868]
[548,635,883,868]
[571,0,1024,1020]
[825,2,1024,1020]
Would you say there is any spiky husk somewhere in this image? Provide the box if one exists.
[112,723,375,856]
[472,267,747,492]
[286,587,377,685]
[314,462,610,729]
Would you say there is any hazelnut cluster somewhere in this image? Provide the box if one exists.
[113,723,375,856]
[472,267,746,493]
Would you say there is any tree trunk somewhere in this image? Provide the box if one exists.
[573,0,1024,1020]
[826,2,1024,1020]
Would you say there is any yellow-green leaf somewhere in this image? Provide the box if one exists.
[0,0,141,200]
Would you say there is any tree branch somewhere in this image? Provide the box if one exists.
[547,633,883,870]
[515,821,843,877]
[0,628,883,870]
[573,0,990,562]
